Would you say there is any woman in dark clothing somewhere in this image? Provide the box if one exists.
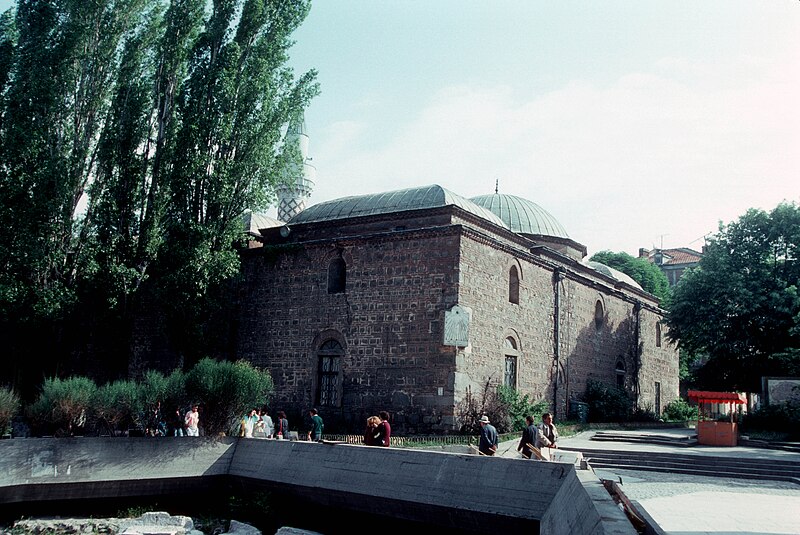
[363,416,381,445]
[275,411,289,439]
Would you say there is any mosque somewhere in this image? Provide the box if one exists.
[236,116,679,433]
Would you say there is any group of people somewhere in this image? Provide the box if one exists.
[477,412,559,459]
[240,408,290,439]
[144,402,200,437]
[363,411,391,447]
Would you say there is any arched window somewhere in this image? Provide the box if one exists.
[594,300,605,330]
[327,258,346,294]
[509,266,520,304]
[615,360,626,389]
[504,336,519,389]
[317,339,344,407]
[656,322,662,347]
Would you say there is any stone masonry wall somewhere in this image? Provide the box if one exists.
[237,227,461,434]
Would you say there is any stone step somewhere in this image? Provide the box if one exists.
[561,446,800,485]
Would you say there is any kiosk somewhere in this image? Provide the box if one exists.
[688,390,746,446]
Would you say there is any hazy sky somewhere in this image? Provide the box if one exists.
[1,1,798,256]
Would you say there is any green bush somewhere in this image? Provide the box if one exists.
[90,379,143,436]
[741,403,800,440]
[662,398,698,422]
[585,380,632,422]
[496,385,550,433]
[0,385,20,435]
[185,358,273,436]
[28,376,97,436]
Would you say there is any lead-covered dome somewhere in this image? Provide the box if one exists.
[289,184,508,228]
[469,193,569,239]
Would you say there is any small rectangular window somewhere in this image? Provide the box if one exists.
[504,356,517,388]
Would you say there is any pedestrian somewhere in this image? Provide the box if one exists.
[536,412,559,454]
[517,415,540,459]
[275,411,289,439]
[364,416,381,446]
[307,408,324,442]
[261,408,275,438]
[478,415,498,456]
[185,405,200,437]
[241,408,259,438]
[168,406,185,437]
[376,411,391,447]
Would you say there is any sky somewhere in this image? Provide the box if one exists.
[1,1,798,257]
[283,1,800,256]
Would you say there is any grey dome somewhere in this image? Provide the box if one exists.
[289,184,509,228]
[470,193,569,238]
[584,261,643,291]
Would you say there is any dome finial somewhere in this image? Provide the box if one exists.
[495,179,499,194]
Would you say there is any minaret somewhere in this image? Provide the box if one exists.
[277,112,315,222]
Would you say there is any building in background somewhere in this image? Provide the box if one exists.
[638,247,704,287]
[237,184,679,433]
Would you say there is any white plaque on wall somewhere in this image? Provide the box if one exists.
[444,305,470,347]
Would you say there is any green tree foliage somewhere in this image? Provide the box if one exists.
[589,251,671,303]
[185,357,273,436]
[0,385,20,435]
[27,376,97,436]
[667,203,800,392]
[90,379,143,435]
[661,398,698,422]
[585,379,632,422]
[0,0,318,390]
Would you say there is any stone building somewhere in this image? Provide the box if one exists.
[236,184,679,433]
[638,247,704,287]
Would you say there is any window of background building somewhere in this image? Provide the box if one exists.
[656,322,662,347]
[504,336,519,388]
[509,265,520,304]
[317,339,343,406]
[327,258,346,294]
[654,381,662,417]
[615,360,626,389]
[594,300,604,329]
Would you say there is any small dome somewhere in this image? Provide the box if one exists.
[470,193,569,238]
[289,184,508,228]
[242,210,283,236]
[584,261,643,291]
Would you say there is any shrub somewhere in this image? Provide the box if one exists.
[0,386,20,435]
[456,381,549,434]
[585,380,632,422]
[185,358,273,436]
[741,402,800,440]
[496,385,550,433]
[90,379,143,436]
[28,376,97,436]
[662,398,698,422]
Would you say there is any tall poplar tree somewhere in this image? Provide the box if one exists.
[0,0,318,390]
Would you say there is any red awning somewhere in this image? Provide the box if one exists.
[687,390,747,404]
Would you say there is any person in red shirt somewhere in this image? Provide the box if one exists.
[377,411,391,447]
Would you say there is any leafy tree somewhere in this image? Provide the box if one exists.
[185,357,273,436]
[589,250,671,303]
[667,203,800,393]
[0,385,19,435]
[27,376,97,436]
[0,0,318,391]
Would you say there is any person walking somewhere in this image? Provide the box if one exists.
[242,408,258,438]
[536,412,559,460]
[307,408,324,442]
[261,408,275,438]
[185,405,200,437]
[478,415,498,456]
[517,415,540,459]
[275,411,289,439]
[376,411,391,447]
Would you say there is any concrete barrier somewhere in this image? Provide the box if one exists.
[0,438,634,535]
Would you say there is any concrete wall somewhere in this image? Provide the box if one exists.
[0,438,635,535]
